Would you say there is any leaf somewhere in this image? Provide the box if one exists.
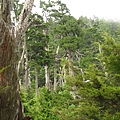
[0,86,11,93]
[0,65,10,74]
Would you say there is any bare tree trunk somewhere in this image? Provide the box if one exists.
[54,65,57,91]
[45,65,50,89]
[66,48,74,77]
[0,19,23,120]
[24,38,30,90]
[17,38,26,76]
[0,1,24,119]
[35,68,38,97]
[54,45,59,91]
[0,0,34,119]
[16,0,35,42]
[0,0,11,24]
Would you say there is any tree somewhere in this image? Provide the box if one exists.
[65,33,120,120]
[40,0,81,90]
[26,14,52,89]
[0,0,34,119]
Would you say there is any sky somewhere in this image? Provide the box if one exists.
[61,0,120,21]
[21,0,120,21]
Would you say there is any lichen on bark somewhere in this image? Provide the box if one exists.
[0,19,23,120]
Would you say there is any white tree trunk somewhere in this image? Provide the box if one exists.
[54,45,59,91]
[16,0,34,38]
[54,65,57,91]
[45,65,50,89]
[66,48,74,77]
[17,37,26,76]
[24,39,31,90]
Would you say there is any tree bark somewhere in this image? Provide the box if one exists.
[0,19,23,120]
[16,0,34,39]
[17,38,26,76]
[0,0,34,119]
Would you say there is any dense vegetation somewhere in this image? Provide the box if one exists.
[17,0,120,119]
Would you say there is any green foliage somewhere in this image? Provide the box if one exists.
[21,86,74,120]
[13,0,23,20]
[65,33,120,119]
[19,0,120,119]
[0,65,10,73]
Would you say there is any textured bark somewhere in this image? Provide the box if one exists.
[0,0,11,24]
[17,38,26,76]
[16,0,34,42]
[0,0,34,119]
[0,19,23,120]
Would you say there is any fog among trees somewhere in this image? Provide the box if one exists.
[0,0,120,120]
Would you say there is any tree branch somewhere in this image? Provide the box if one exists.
[16,0,34,39]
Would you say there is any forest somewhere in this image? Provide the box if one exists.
[0,0,120,120]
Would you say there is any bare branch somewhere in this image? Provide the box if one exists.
[16,0,34,38]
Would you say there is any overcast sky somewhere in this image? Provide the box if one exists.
[61,0,120,21]
[21,0,120,21]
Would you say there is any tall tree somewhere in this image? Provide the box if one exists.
[26,14,51,89]
[65,33,120,119]
[0,0,34,119]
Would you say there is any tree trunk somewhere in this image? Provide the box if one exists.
[17,38,26,77]
[54,65,57,91]
[45,65,50,90]
[0,0,34,119]
[0,19,23,120]
[54,45,59,91]
[66,48,74,77]
[35,68,38,97]
[24,38,30,90]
